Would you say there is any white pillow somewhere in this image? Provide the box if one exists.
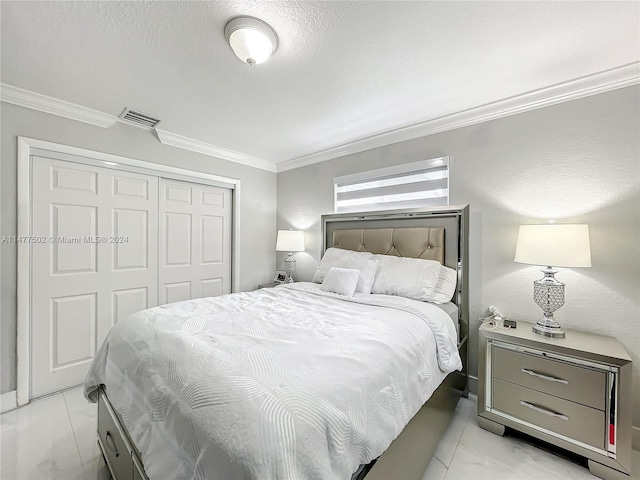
[371,255,442,301]
[320,267,360,297]
[313,248,378,294]
[334,256,378,294]
[428,265,457,304]
[312,248,351,283]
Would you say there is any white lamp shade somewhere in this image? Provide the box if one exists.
[514,224,591,268]
[276,230,305,252]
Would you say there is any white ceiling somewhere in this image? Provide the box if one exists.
[2,1,639,169]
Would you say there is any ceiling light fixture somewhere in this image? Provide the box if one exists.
[224,16,278,66]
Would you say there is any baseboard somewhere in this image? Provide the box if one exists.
[468,375,478,395]
[0,390,17,414]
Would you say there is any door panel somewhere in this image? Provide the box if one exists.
[30,156,231,399]
[113,175,149,199]
[31,157,159,398]
[165,182,192,203]
[202,190,224,207]
[165,281,192,304]
[51,205,98,274]
[112,288,148,325]
[113,209,149,270]
[164,213,192,266]
[201,278,223,298]
[201,215,223,264]
[158,179,231,305]
[51,293,96,369]
[51,164,98,193]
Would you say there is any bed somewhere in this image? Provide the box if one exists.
[84,204,469,480]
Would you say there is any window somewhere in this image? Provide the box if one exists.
[333,157,449,213]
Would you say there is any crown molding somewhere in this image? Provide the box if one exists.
[4,59,638,176]
[0,83,118,128]
[276,62,640,172]
[0,83,276,172]
[155,129,276,172]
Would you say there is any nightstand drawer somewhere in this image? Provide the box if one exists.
[493,345,606,410]
[493,378,605,450]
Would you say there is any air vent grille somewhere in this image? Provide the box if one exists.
[119,108,161,129]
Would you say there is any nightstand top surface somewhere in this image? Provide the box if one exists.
[480,320,631,363]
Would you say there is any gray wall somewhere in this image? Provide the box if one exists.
[1,102,277,394]
[277,85,640,427]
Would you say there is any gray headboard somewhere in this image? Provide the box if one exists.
[332,227,445,264]
[321,205,469,354]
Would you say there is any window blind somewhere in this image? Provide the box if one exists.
[334,157,449,213]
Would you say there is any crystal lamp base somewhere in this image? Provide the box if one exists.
[532,315,566,338]
[532,267,566,338]
[284,254,296,283]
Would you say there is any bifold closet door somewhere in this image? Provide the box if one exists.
[30,157,158,398]
[158,178,232,304]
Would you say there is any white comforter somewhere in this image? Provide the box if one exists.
[84,282,461,480]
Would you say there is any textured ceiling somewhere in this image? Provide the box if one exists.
[1,1,639,165]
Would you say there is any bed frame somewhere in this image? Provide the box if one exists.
[323,205,469,479]
[96,204,469,480]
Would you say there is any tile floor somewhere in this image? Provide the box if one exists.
[0,388,637,480]
[1,387,109,480]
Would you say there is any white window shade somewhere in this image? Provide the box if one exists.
[334,157,449,213]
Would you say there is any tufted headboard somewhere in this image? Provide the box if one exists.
[322,207,466,278]
[332,227,445,264]
[321,205,469,356]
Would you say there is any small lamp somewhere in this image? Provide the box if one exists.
[514,224,591,338]
[276,230,305,283]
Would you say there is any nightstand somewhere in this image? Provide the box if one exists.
[478,321,632,479]
[258,282,280,289]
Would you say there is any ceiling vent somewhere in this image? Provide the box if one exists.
[119,108,161,129]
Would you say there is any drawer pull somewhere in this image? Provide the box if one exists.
[105,430,120,458]
[521,368,569,384]
[520,400,568,421]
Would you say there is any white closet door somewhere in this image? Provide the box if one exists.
[30,157,158,398]
[158,178,231,304]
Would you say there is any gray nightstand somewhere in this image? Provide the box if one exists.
[258,282,280,289]
[478,321,632,479]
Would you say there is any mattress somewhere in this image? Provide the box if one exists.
[84,283,461,480]
[436,302,459,337]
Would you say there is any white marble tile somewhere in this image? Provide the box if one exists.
[445,445,528,480]
[423,457,448,480]
[458,396,477,414]
[70,412,103,480]
[0,393,85,480]
[458,415,594,480]
[81,454,112,480]
[3,387,631,480]
[630,449,640,480]
[63,387,95,420]
[442,397,473,445]
[62,387,106,480]
[433,438,457,468]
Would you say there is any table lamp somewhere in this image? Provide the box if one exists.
[514,224,591,338]
[276,230,305,282]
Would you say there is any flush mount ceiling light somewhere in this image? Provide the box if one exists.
[224,16,278,66]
